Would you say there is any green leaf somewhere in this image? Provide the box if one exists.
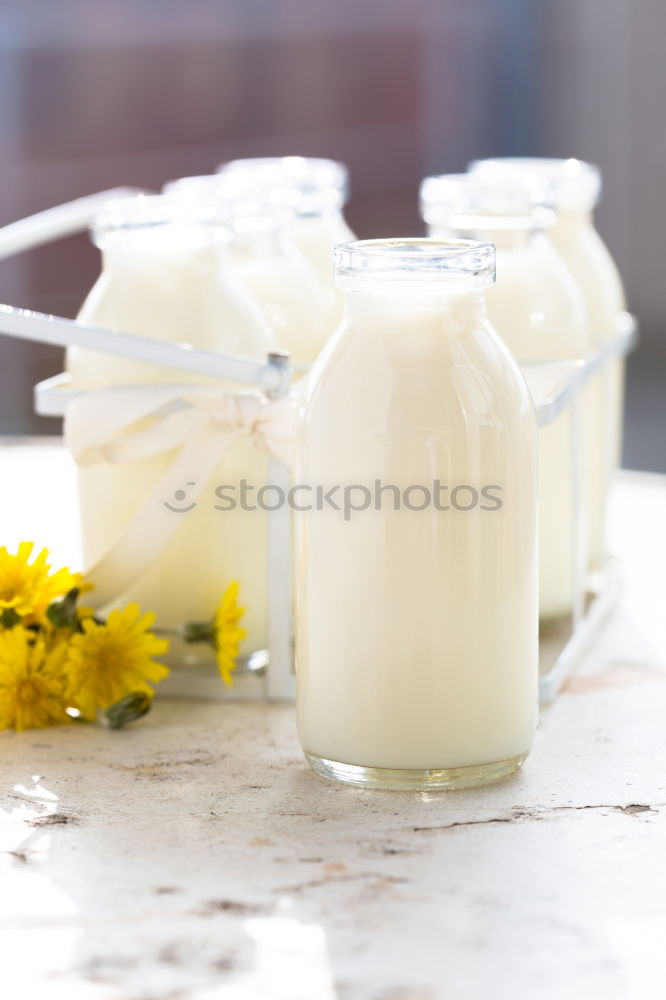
[46,588,81,629]
[0,608,21,629]
[181,619,216,645]
[104,692,153,730]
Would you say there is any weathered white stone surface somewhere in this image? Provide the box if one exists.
[1,444,665,999]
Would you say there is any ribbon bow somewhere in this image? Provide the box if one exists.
[64,384,297,607]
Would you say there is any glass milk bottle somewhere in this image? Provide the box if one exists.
[225,211,334,363]
[216,157,356,288]
[469,158,626,573]
[295,239,538,789]
[420,175,588,621]
[67,195,278,673]
[164,176,339,362]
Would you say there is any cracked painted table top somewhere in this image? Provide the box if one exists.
[1,444,666,1000]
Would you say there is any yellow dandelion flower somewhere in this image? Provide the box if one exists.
[214,582,247,686]
[0,626,71,732]
[0,541,85,625]
[66,604,170,721]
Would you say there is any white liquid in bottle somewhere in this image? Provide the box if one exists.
[163,175,339,363]
[295,239,538,789]
[67,197,277,666]
[545,192,625,573]
[469,158,626,573]
[216,157,356,320]
[489,237,588,619]
[420,176,588,620]
[223,218,335,364]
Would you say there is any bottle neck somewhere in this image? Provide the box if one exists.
[550,206,595,235]
[94,223,230,259]
[342,283,488,331]
[228,223,282,255]
[432,222,545,252]
[287,204,348,227]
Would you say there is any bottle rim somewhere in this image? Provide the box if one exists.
[216,156,350,213]
[419,173,555,232]
[334,238,495,287]
[468,158,602,212]
[163,174,232,199]
[162,175,287,232]
[91,193,231,239]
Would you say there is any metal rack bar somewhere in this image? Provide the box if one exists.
[0,193,640,704]
[0,188,150,261]
[0,304,288,395]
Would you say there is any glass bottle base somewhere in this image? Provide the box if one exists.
[304,751,528,791]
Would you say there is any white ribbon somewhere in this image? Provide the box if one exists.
[64,384,298,607]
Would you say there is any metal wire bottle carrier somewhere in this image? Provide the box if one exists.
[0,190,637,703]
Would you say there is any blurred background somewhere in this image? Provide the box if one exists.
[0,0,663,470]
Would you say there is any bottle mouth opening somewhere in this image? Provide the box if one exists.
[91,194,230,240]
[163,176,285,233]
[419,174,554,232]
[423,210,554,234]
[334,238,495,288]
[216,156,350,212]
[163,175,230,199]
[467,158,602,212]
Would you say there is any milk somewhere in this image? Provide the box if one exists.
[69,224,273,387]
[469,159,626,573]
[295,240,538,787]
[216,157,355,318]
[271,212,354,337]
[548,208,626,572]
[283,211,355,288]
[163,174,345,362]
[222,220,337,364]
[67,202,277,666]
[429,223,587,619]
[488,233,588,618]
[421,173,588,619]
